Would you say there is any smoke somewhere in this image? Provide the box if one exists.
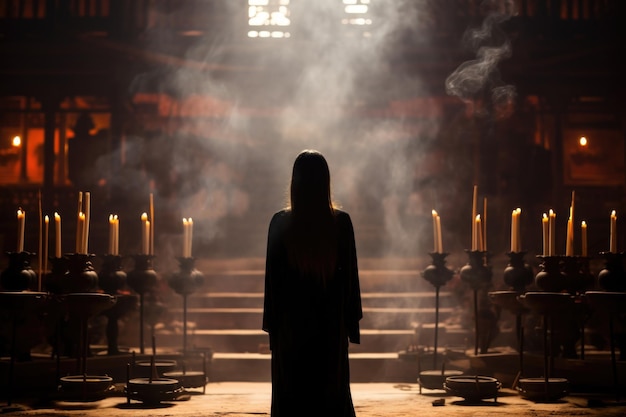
[445,0,517,119]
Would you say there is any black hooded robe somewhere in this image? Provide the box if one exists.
[263,209,363,417]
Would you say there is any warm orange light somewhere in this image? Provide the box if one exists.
[12,136,21,147]
[579,136,588,147]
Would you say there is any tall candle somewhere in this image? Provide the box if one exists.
[183,218,189,257]
[431,210,438,253]
[566,216,573,256]
[141,212,149,255]
[435,214,442,253]
[549,209,556,256]
[581,221,588,257]
[54,212,62,258]
[109,214,115,255]
[83,191,90,254]
[515,208,521,252]
[475,215,483,252]
[149,193,154,255]
[188,218,193,258]
[610,210,617,253]
[114,215,119,256]
[75,191,82,253]
[483,197,487,252]
[17,209,25,253]
[542,213,549,256]
[77,212,85,254]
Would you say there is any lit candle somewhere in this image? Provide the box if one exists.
[109,214,115,255]
[476,215,483,252]
[114,215,119,256]
[149,193,154,255]
[435,214,442,254]
[483,197,487,252]
[188,217,193,258]
[77,212,85,254]
[182,218,189,257]
[549,209,556,256]
[566,217,573,256]
[17,209,25,253]
[75,191,82,253]
[581,221,588,257]
[515,208,521,252]
[610,210,617,253]
[83,191,90,254]
[431,210,438,253]
[542,213,549,256]
[510,209,516,253]
[141,212,149,255]
[54,212,62,258]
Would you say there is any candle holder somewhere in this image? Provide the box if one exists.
[534,255,566,292]
[488,251,532,377]
[0,252,38,292]
[421,252,453,370]
[169,257,204,355]
[44,256,70,294]
[460,250,495,355]
[127,255,158,354]
[65,253,99,293]
[597,252,626,292]
[99,254,138,355]
[562,256,592,295]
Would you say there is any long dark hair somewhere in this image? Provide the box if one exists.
[287,150,338,282]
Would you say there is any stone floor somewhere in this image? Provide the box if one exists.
[3,382,626,416]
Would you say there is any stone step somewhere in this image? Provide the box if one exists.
[154,325,473,354]
[177,291,458,309]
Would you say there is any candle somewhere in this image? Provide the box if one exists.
[431,210,438,253]
[515,208,521,252]
[183,218,189,257]
[83,191,90,254]
[141,213,149,254]
[149,193,155,255]
[581,221,588,257]
[54,212,62,258]
[475,215,483,252]
[77,212,85,254]
[43,215,49,291]
[435,214,442,253]
[188,217,193,258]
[610,210,617,253]
[114,215,119,256]
[483,197,487,252]
[17,209,25,253]
[109,214,115,255]
[549,210,556,256]
[542,213,549,256]
[75,191,82,253]
[510,209,516,253]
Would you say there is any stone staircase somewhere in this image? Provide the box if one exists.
[146,257,477,383]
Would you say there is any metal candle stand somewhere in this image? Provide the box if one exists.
[585,251,626,401]
[98,254,138,356]
[127,254,158,354]
[0,251,38,292]
[459,250,493,355]
[165,257,208,392]
[488,251,533,380]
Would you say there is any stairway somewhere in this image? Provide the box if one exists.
[150,257,473,383]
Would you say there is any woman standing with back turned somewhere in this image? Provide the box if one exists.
[263,149,363,416]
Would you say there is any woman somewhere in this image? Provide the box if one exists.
[263,150,363,417]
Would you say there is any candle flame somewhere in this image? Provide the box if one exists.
[141,212,148,222]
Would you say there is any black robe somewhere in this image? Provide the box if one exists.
[263,209,363,417]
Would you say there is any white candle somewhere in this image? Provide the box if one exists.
[17,209,25,253]
[77,212,85,254]
[54,212,62,258]
[188,218,193,258]
[483,197,487,252]
[149,193,154,255]
[581,221,588,257]
[141,212,149,255]
[43,215,49,291]
[182,218,189,257]
[542,213,549,256]
[75,191,82,253]
[109,214,115,255]
[431,210,438,253]
[510,209,516,253]
[435,214,442,253]
[515,208,521,252]
[114,215,119,256]
[549,209,556,256]
[610,210,617,253]
[83,192,90,254]
[475,215,483,252]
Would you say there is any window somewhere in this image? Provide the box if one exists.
[248,0,291,38]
